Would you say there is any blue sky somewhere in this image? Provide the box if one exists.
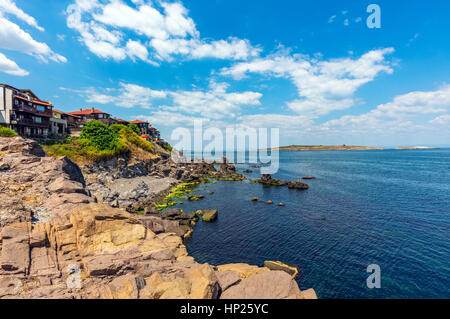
[0,0,449,147]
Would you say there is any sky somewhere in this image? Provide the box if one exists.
[0,0,449,147]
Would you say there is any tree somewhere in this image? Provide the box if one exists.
[80,120,118,150]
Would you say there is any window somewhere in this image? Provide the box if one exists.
[14,100,18,105]
[37,105,46,112]
[33,116,42,124]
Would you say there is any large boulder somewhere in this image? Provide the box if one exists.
[220,271,302,299]
[216,263,269,279]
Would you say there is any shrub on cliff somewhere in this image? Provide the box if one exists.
[0,127,18,137]
[128,123,141,135]
[80,120,119,151]
[109,123,127,134]
[119,126,154,153]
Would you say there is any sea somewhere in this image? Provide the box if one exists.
[176,149,450,298]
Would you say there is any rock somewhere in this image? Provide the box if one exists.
[98,274,140,299]
[217,263,269,279]
[251,197,258,202]
[220,271,302,299]
[202,210,218,222]
[85,255,124,277]
[243,169,253,173]
[161,209,182,219]
[215,270,241,291]
[254,174,309,190]
[302,176,316,180]
[48,177,86,195]
[1,222,30,274]
[265,200,273,204]
[144,206,158,215]
[263,261,299,279]
[278,203,286,207]
[287,181,309,190]
[188,195,204,201]
[301,288,318,299]
[184,264,221,299]
[321,217,327,221]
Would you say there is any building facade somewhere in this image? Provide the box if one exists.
[1,83,53,138]
[50,109,68,136]
[67,108,112,137]
[130,120,160,139]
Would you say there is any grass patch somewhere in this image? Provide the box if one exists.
[42,121,155,164]
[0,127,18,137]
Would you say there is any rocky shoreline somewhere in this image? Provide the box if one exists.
[0,136,317,299]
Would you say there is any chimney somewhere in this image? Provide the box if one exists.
[79,108,82,111]
[92,107,95,112]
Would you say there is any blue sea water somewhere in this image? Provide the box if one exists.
[179,149,450,299]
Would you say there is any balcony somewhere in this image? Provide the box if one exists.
[13,104,52,117]
[11,118,49,128]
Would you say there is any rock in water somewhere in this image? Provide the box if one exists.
[264,261,299,279]
[251,197,258,202]
[287,181,309,190]
[202,210,218,222]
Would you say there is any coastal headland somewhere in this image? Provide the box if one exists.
[0,135,316,299]
[257,145,385,151]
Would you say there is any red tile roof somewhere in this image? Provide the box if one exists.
[68,108,110,116]
[130,120,149,124]
[14,95,52,106]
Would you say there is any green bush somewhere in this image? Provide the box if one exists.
[109,123,127,134]
[119,126,154,153]
[163,144,173,152]
[0,127,18,137]
[80,120,119,151]
[128,123,141,135]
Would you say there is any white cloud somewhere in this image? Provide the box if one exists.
[430,114,450,125]
[343,19,349,26]
[66,0,260,64]
[137,111,209,127]
[322,85,450,133]
[0,0,44,31]
[0,1,66,76]
[222,48,395,117]
[66,80,263,122]
[68,82,167,108]
[328,15,336,23]
[0,17,67,63]
[0,51,28,76]
[164,80,262,119]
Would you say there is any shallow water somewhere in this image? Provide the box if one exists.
[178,149,450,298]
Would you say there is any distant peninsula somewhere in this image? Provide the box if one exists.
[396,146,439,150]
[257,145,385,151]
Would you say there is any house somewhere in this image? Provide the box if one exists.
[68,108,112,124]
[111,117,129,125]
[67,108,112,136]
[0,83,53,138]
[50,109,68,136]
[130,120,160,139]
[129,120,149,135]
